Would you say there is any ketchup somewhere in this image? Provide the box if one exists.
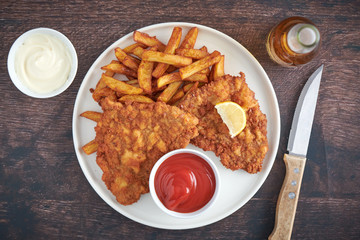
[154,153,216,213]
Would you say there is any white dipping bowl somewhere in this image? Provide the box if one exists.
[149,149,221,218]
[7,27,78,98]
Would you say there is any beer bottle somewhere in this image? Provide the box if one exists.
[266,16,320,67]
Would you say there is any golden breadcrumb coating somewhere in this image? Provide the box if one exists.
[95,99,199,205]
[178,74,268,173]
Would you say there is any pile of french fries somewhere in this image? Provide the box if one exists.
[81,26,225,155]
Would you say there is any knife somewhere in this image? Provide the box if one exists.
[269,65,324,240]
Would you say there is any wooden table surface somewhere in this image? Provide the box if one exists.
[1,0,359,239]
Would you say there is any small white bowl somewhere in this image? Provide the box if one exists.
[149,149,221,218]
[7,27,78,98]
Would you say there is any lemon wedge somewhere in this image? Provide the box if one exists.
[215,101,246,138]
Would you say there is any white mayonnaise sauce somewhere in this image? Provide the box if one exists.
[15,33,72,94]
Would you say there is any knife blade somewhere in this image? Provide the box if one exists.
[269,65,324,240]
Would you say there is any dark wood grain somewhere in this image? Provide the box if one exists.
[1,0,359,239]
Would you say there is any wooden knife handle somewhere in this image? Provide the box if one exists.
[268,154,306,240]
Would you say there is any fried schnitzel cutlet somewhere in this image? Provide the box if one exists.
[178,74,268,173]
[95,98,199,205]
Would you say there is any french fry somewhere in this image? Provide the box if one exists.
[179,51,221,80]
[167,88,185,105]
[175,48,209,59]
[200,67,211,75]
[114,48,140,72]
[82,140,98,155]
[80,111,102,122]
[179,27,198,49]
[125,55,141,67]
[152,81,167,94]
[183,82,195,92]
[152,27,182,78]
[115,47,141,64]
[166,65,178,73]
[125,75,136,81]
[115,91,124,98]
[93,87,117,102]
[142,50,192,67]
[185,73,208,82]
[103,70,114,77]
[129,46,145,59]
[123,42,147,53]
[157,72,181,88]
[92,68,115,102]
[96,61,117,88]
[138,59,154,94]
[199,46,208,53]
[101,61,137,78]
[175,82,199,106]
[119,95,154,103]
[133,31,166,51]
[102,74,143,95]
[157,81,182,103]
[130,83,140,88]
[157,72,207,88]
[138,46,157,94]
[126,79,139,85]
[182,82,199,98]
[212,55,225,81]
[92,80,106,101]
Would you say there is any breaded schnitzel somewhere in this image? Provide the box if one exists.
[178,74,268,173]
[95,98,199,205]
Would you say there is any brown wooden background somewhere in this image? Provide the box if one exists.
[1,0,359,239]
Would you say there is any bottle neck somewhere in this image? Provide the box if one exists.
[287,24,320,54]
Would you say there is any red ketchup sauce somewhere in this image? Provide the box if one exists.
[154,153,216,213]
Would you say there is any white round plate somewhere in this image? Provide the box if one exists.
[72,22,280,230]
